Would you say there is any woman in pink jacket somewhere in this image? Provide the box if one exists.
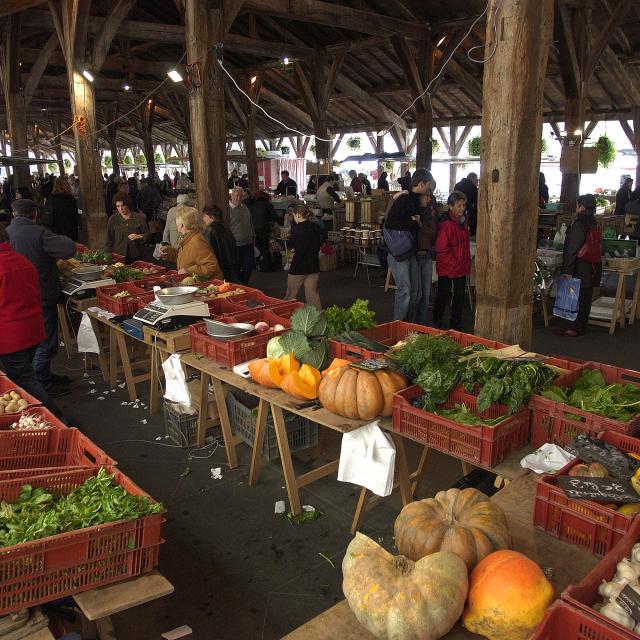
[433,191,471,330]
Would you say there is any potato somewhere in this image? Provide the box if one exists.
[17,399,28,409]
[9,391,19,400]
[5,402,17,413]
[0,406,5,414]
[2,394,10,402]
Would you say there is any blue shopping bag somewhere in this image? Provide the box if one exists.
[553,276,581,321]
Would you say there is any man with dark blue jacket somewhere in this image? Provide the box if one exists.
[8,199,76,391]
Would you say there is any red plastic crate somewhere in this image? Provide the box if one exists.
[129,260,166,276]
[392,385,531,467]
[109,252,125,263]
[329,321,446,362]
[205,296,253,318]
[97,283,155,316]
[0,467,163,615]
[562,517,640,639]
[530,362,640,448]
[446,329,509,349]
[222,309,291,330]
[534,467,634,557]
[531,601,629,640]
[0,425,114,471]
[189,321,287,368]
[228,290,290,311]
[0,378,40,417]
[227,300,303,321]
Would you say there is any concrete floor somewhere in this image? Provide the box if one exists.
[53,264,640,639]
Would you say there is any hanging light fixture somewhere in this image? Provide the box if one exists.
[122,82,132,91]
[167,69,183,82]
[82,69,95,82]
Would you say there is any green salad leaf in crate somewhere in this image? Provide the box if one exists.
[325,299,376,335]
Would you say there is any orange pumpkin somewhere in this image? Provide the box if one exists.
[394,488,511,570]
[280,364,321,400]
[318,365,407,420]
[462,550,554,640]
[248,358,280,388]
[322,358,352,374]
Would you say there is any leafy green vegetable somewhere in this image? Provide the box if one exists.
[325,299,376,335]
[0,469,163,548]
[541,369,640,422]
[331,331,388,354]
[111,266,143,283]
[387,333,461,381]
[75,251,110,263]
[435,403,505,426]
[291,305,327,337]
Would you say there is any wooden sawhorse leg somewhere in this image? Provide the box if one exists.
[57,303,74,359]
[209,377,238,469]
[248,398,269,485]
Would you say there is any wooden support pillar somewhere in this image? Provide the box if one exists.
[105,103,120,178]
[130,98,156,179]
[49,0,134,249]
[448,126,458,192]
[0,15,30,190]
[185,0,228,217]
[475,0,554,348]
[620,109,640,187]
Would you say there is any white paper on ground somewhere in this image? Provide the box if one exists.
[161,626,192,640]
[337,421,396,497]
[162,353,191,406]
[520,443,576,474]
[274,500,285,514]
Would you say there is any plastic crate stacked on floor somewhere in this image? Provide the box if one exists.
[557,516,640,639]
[0,467,164,615]
[225,391,318,461]
[529,362,640,448]
[0,377,165,614]
[534,431,640,557]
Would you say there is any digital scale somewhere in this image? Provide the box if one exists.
[62,277,116,297]
[133,299,210,329]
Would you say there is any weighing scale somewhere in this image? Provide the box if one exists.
[133,299,210,329]
[62,277,116,297]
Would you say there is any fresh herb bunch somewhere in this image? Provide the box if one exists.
[0,468,163,547]
[387,334,461,382]
[324,299,376,335]
[75,251,109,263]
[111,266,143,283]
[542,369,640,422]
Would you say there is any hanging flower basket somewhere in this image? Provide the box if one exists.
[346,137,361,151]
[279,146,290,155]
[597,134,616,168]
[467,136,481,157]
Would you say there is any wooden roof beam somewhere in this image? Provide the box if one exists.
[0,1,47,17]
[585,0,633,78]
[23,31,58,106]
[553,0,581,97]
[241,0,429,39]
[224,34,312,59]
[91,0,136,71]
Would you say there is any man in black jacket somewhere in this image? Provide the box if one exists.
[384,168,434,322]
[454,172,478,235]
[8,199,76,391]
[274,171,297,197]
[202,206,240,282]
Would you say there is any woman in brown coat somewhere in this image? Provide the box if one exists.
[161,205,222,279]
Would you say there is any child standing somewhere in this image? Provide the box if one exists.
[433,191,471,330]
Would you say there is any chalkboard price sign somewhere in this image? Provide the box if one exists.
[617,585,640,622]
[557,476,640,504]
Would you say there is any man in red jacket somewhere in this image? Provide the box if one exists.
[0,223,56,412]
[433,191,471,330]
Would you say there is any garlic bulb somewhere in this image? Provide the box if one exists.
[599,581,626,600]
[614,558,640,584]
[632,544,640,564]
[600,602,636,629]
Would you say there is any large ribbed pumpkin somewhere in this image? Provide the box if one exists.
[343,532,468,640]
[394,488,511,570]
[318,365,407,420]
[462,550,554,640]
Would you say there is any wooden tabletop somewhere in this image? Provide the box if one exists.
[180,353,367,434]
[282,473,599,640]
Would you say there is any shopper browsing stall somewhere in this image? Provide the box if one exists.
[161,205,222,279]
[433,191,471,330]
[284,204,323,310]
[202,206,240,283]
[106,194,149,260]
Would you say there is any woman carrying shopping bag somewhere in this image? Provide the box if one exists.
[560,194,602,336]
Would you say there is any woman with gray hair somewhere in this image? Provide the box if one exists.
[229,186,255,284]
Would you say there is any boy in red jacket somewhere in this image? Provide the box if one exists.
[434,191,471,330]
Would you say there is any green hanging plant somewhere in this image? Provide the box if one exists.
[346,136,361,150]
[47,162,57,173]
[154,151,164,164]
[597,134,616,168]
[432,139,440,154]
[279,146,290,155]
[63,158,71,170]
[540,138,549,155]
[309,144,316,156]
[137,152,146,165]
[467,136,481,157]
[103,155,112,169]
[123,155,133,166]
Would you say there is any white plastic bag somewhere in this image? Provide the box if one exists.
[338,421,396,497]
[520,443,575,474]
[161,354,191,406]
[553,223,567,249]
[153,243,164,260]
[77,312,100,354]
